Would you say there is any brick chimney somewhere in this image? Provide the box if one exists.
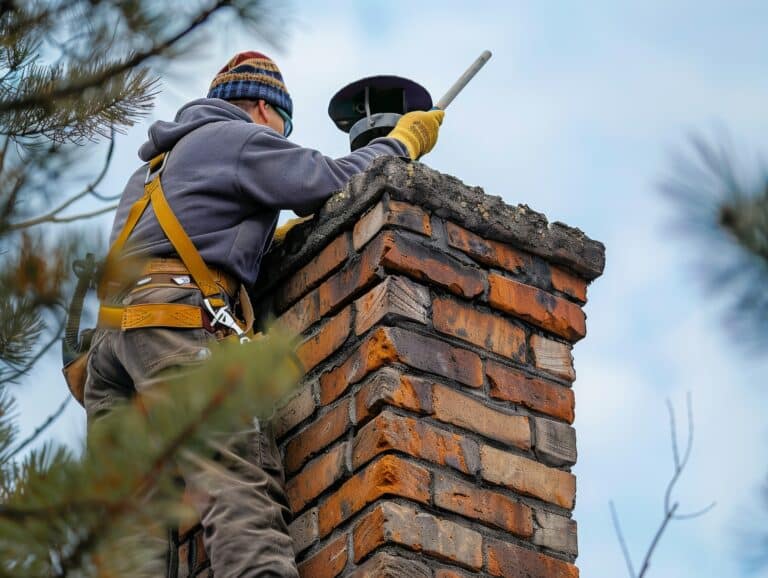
[171,157,605,577]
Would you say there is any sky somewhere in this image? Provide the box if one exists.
[12,1,768,576]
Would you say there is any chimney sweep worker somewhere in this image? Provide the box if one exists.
[85,51,444,577]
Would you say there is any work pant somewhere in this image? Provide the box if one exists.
[84,285,300,578]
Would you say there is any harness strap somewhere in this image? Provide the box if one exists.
[97,151,246,333]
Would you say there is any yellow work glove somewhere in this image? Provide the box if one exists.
[273,215,314,244]
[387,109,445,160]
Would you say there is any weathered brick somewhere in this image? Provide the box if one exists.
[435,569,475,578]
[381,234,485,299]
[297,533,348,578]
[354,369,433,424]
[275,289,320,335]
[480,445,576,509]
[353,501,483,570]
[432,383,531,450]
[550,265,587,303]
[318,455,430,537]
[354,275,430,335]
[446,221,536,274]
[349,552,431,578]
[533,510,578,557]
[317,232,393,316]
[277,233,350,311]
[284,399,351,474]
[352,410,480,475]
[530,334,576,382]
[353,199,432,250]
[488,274,586,341]
[434,472,533,538]
[290,508,318,554]
[320,327,483,405]
[487,360,575,424]
[433,297,527,362]
[485,537,579,577]
[273,382,316,440]
[533,417,577,467]
[295,306,352,372]
[287,442,349,512]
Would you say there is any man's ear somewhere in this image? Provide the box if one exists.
[256,100,271,123]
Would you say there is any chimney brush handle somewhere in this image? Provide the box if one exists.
[435,50,492,110]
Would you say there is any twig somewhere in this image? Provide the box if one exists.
[0,0,230,114]
[610,394,716,578]
[7,395,71,459]
[610,501,637,578]
[8,130,116,230]
[0,319,64,386]
[9,203,117,229]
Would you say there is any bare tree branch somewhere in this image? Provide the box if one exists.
[611,394,716,578]
[9,202,117,230]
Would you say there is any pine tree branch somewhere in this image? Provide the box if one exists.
[7,395,70,460]
[0,0,230,114]
[0,318,63,386]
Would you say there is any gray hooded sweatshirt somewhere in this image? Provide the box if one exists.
[110,98,407,287]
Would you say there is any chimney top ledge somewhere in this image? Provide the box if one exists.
[257,157,605,294]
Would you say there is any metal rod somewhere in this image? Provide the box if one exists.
[435,50,492,110]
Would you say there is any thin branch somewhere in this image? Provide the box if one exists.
[0,0,230,114]
[7,131,115,230]
[637,503,679,578]
[9,202,117,229]
[7,395,71,459]
[610,500,637,578]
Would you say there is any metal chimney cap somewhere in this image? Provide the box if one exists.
[328,75,433,133]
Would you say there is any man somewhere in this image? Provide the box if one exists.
[84,51,444,576]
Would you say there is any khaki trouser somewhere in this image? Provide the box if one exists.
[84,286,299,577]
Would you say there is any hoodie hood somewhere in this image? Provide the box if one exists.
[138,98,253,161]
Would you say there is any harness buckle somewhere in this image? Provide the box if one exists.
[203,298,251,344]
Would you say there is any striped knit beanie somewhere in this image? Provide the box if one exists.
[208,51,293,118]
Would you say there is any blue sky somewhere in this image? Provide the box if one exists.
[13,1,768,576]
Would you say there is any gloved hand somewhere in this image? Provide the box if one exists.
[387,109,445,160]
[272,215,314,244]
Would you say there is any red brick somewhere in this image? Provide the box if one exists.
[435,569,475,578]
[533,417,577,467]
[550,265,587,303]
[381,235,485,299]
[434,472,533,538]
[317,232,393,317]
[275,290,320,335]
[318,455,430,536]
[480,445,576,509]
[349,552,431,578]
[353,199,432,250]
[287,442,349,512]
[354,369,433,424]
[433,297,527,362]
[295,306,352,372]
[277,233,350,311]
[352,410,480,475]
[354,275,429,335]
[432,383,531,450]
[298,533,348,578]
[353,501,483,570]
[284,399,351,474]
[487,360,574,423]
[320,327,483,405]
[533,510,578,556]
[488,274,586,341]
[530,334,575,382]
[485,537,579,577]
[446,221,535,274]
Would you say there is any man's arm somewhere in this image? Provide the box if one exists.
[236,129,408,216]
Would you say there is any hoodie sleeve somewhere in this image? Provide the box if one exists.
[236,128,408,216]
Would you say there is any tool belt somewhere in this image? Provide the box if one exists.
[63,151,254,406]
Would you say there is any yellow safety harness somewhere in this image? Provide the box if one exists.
[98,152,253,341]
